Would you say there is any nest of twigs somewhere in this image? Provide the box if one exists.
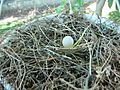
[0,14,120,90]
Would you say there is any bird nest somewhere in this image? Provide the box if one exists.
[0,14,120,90]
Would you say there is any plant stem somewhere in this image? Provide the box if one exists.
[116,0,120,12]
[68,0,73,14]
[73,25,90,47]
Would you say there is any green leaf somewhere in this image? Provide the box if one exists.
[61,0,66,5]
[108,0,113,8]
[77,0,84,7]
[55,0,66,14]
[55,6,64,14]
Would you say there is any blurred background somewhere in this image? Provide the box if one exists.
[0,0,119,34]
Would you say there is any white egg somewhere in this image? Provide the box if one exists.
[62,36,74,48]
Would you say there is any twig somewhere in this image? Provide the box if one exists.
[73,24,91,47]
[59,78,79,90]
[68,0,73,14]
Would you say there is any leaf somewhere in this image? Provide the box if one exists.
[108,0,113,8]
[55,6,64,14]
[55,0,66,14]
[61,0,66,5]
[77,0,84,7]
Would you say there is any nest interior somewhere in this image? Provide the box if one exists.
[0,14,120,90]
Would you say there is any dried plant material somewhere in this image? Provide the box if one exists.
[0,13,120,90]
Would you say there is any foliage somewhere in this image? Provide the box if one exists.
[108,0,120,10]
[0,16,37,34]
[109,10,120,23]
[55,0,84,14]
[108,0,120,20]
[108,0,114,8]
[0,20,23,34]
[72,0,84,12]
[55,0,66,13]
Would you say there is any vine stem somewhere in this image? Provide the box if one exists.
[68,0,73,14]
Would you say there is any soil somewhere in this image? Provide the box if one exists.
[0,0,94,20]
[0,5,53,20]
[0,0,61,20]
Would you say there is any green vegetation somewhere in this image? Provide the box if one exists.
[108,0,114,8]
[0,0,85,35]
[0,20,23,34]
[108,0,120,23]
[55,0,84,14]
[55,0,66,13]
[0,0,119,35]
[109,10,120,23]
[0,16,36,34]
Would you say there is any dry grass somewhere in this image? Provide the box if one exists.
[0,13,120,90]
